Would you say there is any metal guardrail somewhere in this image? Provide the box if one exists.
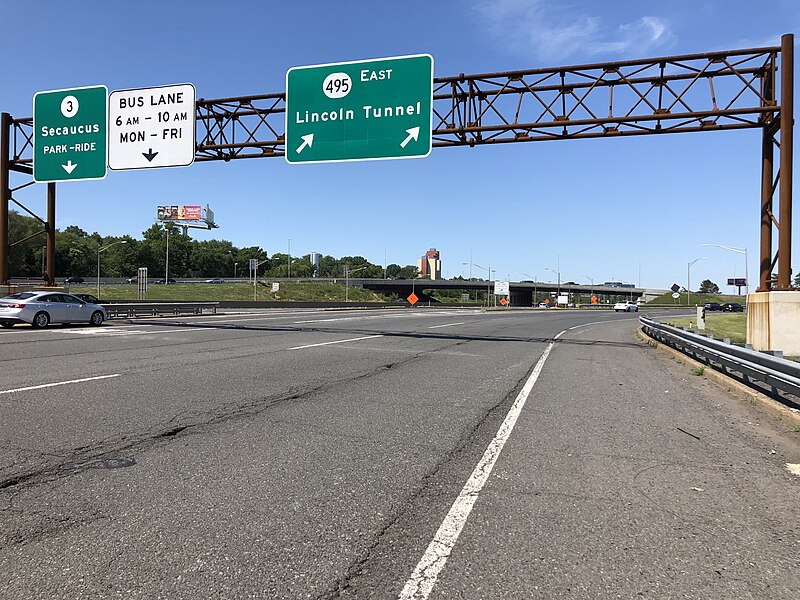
[640,315,800,407]
[103,302,218,318]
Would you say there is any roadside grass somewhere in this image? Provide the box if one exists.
[646,291,746,306]
[66,282,387,303]
[662,313,747,344]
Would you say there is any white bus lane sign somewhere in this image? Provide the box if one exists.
[108,83,196,170]
[33,85,108,183]
[285,54,433,164]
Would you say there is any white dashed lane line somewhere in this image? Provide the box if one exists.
[288,335,383,351]
[0,374,122,395]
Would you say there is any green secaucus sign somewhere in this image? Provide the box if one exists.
[285,54,433,164]
[33,85,107,182]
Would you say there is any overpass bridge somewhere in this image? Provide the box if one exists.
[348,279,666,305]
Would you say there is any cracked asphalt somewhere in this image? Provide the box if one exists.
[1,307,799,598]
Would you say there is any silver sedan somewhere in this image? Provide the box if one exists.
[0,291,107,329]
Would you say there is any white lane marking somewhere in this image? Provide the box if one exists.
[288,335,383,350]
[53,327,206,337]
[428,322,466,329]
[399,338,557,600]
[294,315,413,324]
[0,374,121,395]
[189,313,319,324]
[555,318,619,339]
[294,311,472,325]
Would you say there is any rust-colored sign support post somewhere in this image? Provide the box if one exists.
[777,33,794,289]
[760,99,776,290]
[0,112,10,286]
[758,33,794,291]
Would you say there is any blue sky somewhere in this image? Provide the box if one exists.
[4,0,799,290]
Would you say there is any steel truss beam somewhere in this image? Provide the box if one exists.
[1,38,794,289]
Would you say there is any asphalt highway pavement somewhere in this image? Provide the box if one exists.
[1,307,798,598]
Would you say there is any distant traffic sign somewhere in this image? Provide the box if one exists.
[285,54,433,164]
[494,281,510,296]
[108,83,196,170]
[407,292,419,306]
[33,85,107,182]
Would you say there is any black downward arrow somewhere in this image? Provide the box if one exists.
[143,149,158,162]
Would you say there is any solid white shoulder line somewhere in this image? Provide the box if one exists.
[398,337,558,600]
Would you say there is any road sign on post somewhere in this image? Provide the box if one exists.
[33,85,108,182]
[108,83,196,170]
[493,281,510,296]
[285,54,433,164]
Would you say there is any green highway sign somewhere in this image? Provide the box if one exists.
[285,54,433,164]
[33,85,108,182]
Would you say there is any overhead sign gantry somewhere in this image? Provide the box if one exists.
[0,38,794,295]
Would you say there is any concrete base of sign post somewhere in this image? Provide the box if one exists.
[746,291,800,355]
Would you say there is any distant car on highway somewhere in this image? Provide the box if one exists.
[126,276,138,284]
[155,278,176,284]
[71,293,102,304]
[63,276,84,284]
[613,301,638,312]
[722,302,744,312]
[0,291,107,329]
[205,278,225,284]
[704,301,722,311]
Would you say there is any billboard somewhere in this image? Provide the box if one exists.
[157,205,202,221]
[727,278,747,286]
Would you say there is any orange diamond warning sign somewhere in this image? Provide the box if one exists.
[407,292,418,305]
[500,297,508,306]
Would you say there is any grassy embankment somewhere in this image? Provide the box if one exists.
[661,312,746,344]
[646,291,746,306]
[68,282,387,303]
[644,292,747,343]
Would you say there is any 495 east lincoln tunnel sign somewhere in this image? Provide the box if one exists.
[285,54,433,164]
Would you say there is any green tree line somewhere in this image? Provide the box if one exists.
[7,210,419,280]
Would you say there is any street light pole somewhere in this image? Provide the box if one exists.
[287,238,291,278]
[345,265,367,302]
[582,275,594,303]
[97,240,127,298]
[557,254,561,296]
[472,262,492,307]
[253,258,269,301]
[520,272,537,306]
[687,257,705,306]
[701,243,749,296]
[384,245,387,280]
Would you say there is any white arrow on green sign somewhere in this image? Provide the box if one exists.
[285,54,433,164]
[33,85,107,183]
